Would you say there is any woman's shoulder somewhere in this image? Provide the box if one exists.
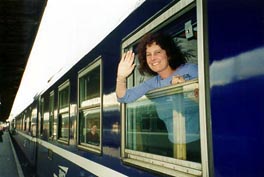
[176,63,198,73]
[181,63,198,73]
[139,75,161,89]
[175,63,198,79]
[183,63,198,69]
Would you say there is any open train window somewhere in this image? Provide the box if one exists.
[77,58,102,154]
[121,0,209,176]
[58,80,70,144]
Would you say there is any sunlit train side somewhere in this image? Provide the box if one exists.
[12,100,38,166]
[11,0,264,177]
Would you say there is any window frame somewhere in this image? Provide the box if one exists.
[77,57,103,154]
[58,80,70,144]
[120,0,211,176]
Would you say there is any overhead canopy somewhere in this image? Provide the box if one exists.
[0,0,47,122]
[9,0,145,120]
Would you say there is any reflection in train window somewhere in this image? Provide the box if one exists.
[39,98,44,136]
[121,1,206,176]
[31,108,37,137]
[58,80,70,143]
[26,115,31,132]
[23,114,26,131]
[126,80,200,160]
[78,58,102,153]
[49,91,55,139]
[79,108,100,146]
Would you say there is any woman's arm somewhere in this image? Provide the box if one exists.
[116,51,136,98]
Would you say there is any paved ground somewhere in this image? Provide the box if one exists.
[0,131,36,177]
[0,131,22,177]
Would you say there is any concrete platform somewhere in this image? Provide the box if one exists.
[0,131,24,177]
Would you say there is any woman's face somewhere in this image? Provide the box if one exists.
[146,42,172,77]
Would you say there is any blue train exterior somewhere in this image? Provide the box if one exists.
[11,0,264,177]
[207,0,264,176]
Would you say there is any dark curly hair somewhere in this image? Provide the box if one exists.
[137,32,187,76]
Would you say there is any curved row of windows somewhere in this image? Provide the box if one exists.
[15,59,102,154]
[39,59,102,154]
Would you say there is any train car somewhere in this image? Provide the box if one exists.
[11,0,264,177]
[11,99,38,166]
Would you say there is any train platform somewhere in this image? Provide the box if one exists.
[0,130,24,177]
[0,131,35,177]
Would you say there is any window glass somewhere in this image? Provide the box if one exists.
[23,115,27,131]
[79,66,100,106]
[126,80,200,162]
[58,81,70,142]
[79,108,100,146]
[29,112,32,132]
[78,59,101,152]
[39,98,44,136]
[31,108,37,137]
[59,112,69,139]
[49,92,54,138]
[43,112,49,140]
[26,116,30,132]
[59,88,69,109]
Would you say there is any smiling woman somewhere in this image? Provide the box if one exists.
[116,32,198,103]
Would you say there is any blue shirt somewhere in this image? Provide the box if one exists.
[118,63,199,143]
[117,63,198,103]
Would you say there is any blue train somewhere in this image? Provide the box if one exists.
[11,0,264,176]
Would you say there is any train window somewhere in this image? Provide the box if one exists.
[28,108,32,133]
[16,116,20,130]
[58,80,70,144]
[49,91,55,139]
[78,58,102,153]
[31,108,37,137]
[39,98,44,137]
[26,116,30,132]
[121,0,209,176]
[43,111,49,140]
[23,114,26,131]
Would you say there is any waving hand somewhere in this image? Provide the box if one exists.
[117,50,136,78]
[116,50,136,98]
